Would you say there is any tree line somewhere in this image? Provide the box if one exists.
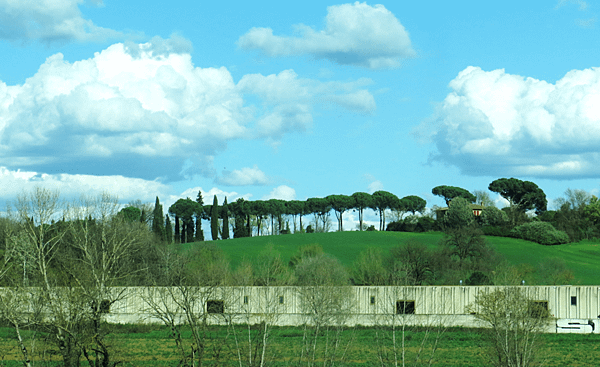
[159,190,427,242]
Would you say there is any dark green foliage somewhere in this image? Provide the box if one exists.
[195,191,205,242]
[488,177,547,217]
[173,215,180,243]
[306,224,314,233]
[386,216,437,233]
[351,192,374,231]
[164,215,173,244]
[306,197,331,232]
[118,206,141,222]
[152,197,164,241]
[510,221,570,245]
[441,197,475,229]
[401,195,427,214]
[211,195,219,240]
[372,190,400,231]
[230,198,250,238]
[169,198,203,243]
[481,225,508,237]
[222,197,229,240]
[432,185,476,206]
[388,239,433,285]
[442,227,488,260]
[326,194,355,231]
[480,206,508,227]
[466,271,491,285]
[366,225,376,231]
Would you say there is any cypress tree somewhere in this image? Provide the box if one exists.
[211,195,219,240]
[164,215,173,243]
[195,191,204,241]
[174,215,180,243]
[186,218,194,243]
[152,196,165,241]
[222,197,229,240]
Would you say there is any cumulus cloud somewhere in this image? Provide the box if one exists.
[0,38,374,181]
[170,186,252,212]
[416,66,600,179]
[0,166,169,203]
[216,165,269,186]
[238,70,375,138]
[237,2,415,69]
[0,0,123,43]
[262,185,297,201]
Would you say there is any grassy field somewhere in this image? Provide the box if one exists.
[181,231,600,284]
[1,325,599,366]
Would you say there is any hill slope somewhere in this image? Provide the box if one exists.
[183,231,600,285]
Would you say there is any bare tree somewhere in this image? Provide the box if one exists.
[372,286,447,367]
[467,287,549,367]
[294,254,353,367]
[59,193,152,366]
[143,243,230,367]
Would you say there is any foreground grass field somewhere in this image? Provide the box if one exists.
[1,325,599,366]
[182,231,600,285]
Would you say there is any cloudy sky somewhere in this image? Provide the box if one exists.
[1,0,599,228]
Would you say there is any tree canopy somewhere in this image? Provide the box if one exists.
[432,185,476,206]
[488,178,547,214]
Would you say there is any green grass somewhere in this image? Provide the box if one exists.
[182,231,600,285]
[2,325,600,366]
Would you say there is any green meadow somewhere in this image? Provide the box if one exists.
[182,231,600,285]
[2,325,599,366]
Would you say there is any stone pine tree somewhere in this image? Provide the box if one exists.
[152,196,165,241]
[195,190,204,241]
[222,197,229,240]
[211,195,219,240]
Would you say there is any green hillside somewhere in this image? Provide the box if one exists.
[182,231,600,285]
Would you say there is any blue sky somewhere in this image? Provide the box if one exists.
[1,0,599,230]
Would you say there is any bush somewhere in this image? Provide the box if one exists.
[480,207,508,227]
[510,221,570,245]
[481,225,509,237]
[386,216,437,233]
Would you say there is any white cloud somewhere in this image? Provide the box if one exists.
[556,0,588,11]
[237,2,415,69]
[417,66,600,179]
[262,185,297,201]
[238,70,375,138]
[363,173,383,193]
[0,166,169,203]
[0,0,122,43]
[171,186,252,211]
[216,165,269,186]
[0,38,375,180]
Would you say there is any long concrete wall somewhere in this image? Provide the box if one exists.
[99,285,600,332]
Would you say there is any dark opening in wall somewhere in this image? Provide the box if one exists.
[279,296,284,304]
[207,300,224,314]
[243,296,248,304]
[396,300,415,314]
[370,296,375,305]
[529,301,549,318]
[571,296,577,306]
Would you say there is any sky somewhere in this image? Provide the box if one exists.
[1,0,600,232]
